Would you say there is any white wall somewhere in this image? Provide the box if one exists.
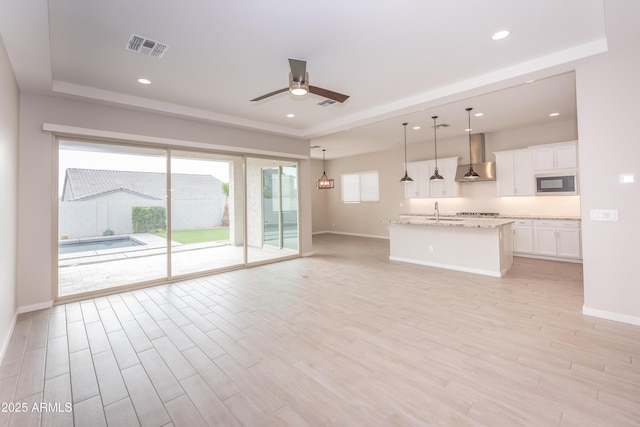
[575,0,640,324]
[17,93,311,309]
[59,195,224,239]
[0,34,19,363]
[317,119,580,238]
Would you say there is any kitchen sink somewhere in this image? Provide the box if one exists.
[421,217,464,221]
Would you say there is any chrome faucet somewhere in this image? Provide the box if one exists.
[434,201,439,221]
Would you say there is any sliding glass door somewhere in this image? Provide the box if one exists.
[169,150,244,276]
[58,141,169,297]
[247,158,299,264]
[57,141,300,299]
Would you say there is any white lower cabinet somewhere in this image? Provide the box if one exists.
[533,220,582,260]
[512,219,534,254]
[510,219,581,261]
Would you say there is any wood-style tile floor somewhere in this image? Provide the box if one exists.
[1,234,639,426]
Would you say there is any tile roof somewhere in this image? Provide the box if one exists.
[62,168,224,201]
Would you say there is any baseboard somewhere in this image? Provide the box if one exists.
[302,251,314,257]
[583,306,640,326]
[513,253,582,263]
[316,231,389,240]
[389,256,503,278]
[18,300,54,314]
[0,310,18,367]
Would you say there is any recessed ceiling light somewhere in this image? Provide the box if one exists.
[465,128,472,132]
[137,78,151,85]
[525,79,536,84]
[491,30,511,41]
[474,112,484,117]
[286,113,295,118]
[549,112,560,117]
[413,126,421,130]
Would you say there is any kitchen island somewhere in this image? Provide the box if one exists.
[384,217,514,277]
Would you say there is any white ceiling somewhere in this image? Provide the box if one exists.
[0,0,606,159]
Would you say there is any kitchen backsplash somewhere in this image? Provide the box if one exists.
[406,181,581,217]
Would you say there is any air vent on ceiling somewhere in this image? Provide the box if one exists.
[126,33,169,58]
[318,99,337,107]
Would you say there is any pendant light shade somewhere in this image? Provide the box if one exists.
[315,149,334,189]
[429,115,444,181]
[400,122,414,183]
[463,107,480,179]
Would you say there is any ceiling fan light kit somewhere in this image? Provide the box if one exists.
[289,72,309,95]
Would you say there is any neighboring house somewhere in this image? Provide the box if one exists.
[60,168,225,238]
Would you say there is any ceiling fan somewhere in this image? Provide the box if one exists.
[251,58,350,103]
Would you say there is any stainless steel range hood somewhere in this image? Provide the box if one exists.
[455,133,496,182]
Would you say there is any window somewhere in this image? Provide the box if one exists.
[341,170,379,203]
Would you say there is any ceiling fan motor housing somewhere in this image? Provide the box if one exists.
[289,72,309,95]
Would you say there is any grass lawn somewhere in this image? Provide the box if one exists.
[153,227,229,244]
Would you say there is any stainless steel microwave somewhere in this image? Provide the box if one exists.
[535,173,577,195]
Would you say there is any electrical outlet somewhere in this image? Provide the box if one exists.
[590,209,619,221]
[428,245,434,252]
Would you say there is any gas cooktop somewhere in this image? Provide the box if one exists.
[456,212,501,217]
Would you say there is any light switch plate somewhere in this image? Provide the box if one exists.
[590,209,619,221]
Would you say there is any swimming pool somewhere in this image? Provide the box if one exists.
[59,236,144,254]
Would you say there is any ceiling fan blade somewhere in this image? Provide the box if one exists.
[250,87,289,102]
[288,58,307,82]
[309,86,350,103]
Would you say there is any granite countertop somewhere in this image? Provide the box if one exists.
[383,217,514,229]
[399,213,581,221]
[497,214,581,220]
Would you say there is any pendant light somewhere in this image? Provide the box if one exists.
[463,107,480,179]
[399,122,414,183]
[429,115,444,181]
[315,149,334,189]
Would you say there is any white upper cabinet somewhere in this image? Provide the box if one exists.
[403,160,431,198]
[495,149,534,196]
[429,157,460,198]
[404,157,459,199]
[532,141,578,172]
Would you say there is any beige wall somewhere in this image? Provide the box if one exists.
[0,34,19,363]
[17,93,311,309]
[575,0,640,324]
[315,119,580,238]
[310,158,330,233]
[323,148,407,238]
